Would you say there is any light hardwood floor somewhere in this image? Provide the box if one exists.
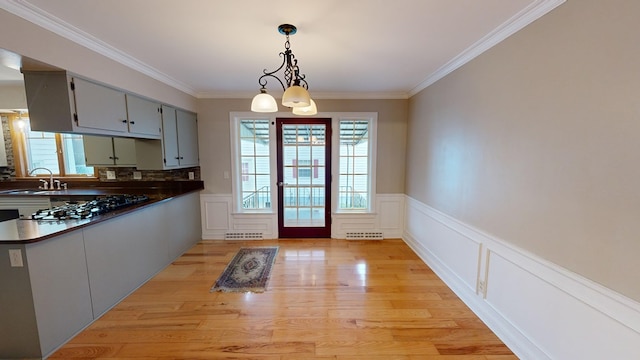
[50,239,517,359]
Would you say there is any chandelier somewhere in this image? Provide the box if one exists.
[251,24,318,115]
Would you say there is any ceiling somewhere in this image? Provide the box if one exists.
[1,0,563,99]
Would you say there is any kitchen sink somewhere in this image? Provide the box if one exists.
[0,189,42,195]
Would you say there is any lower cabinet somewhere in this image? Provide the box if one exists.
[0,192,201,359]
[26,231,94,357]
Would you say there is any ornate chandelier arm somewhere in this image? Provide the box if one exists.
[257,51,288,92]
[256,28,309,92]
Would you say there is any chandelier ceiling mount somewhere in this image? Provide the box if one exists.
[251,24,317,115]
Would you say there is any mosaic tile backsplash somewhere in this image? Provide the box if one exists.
[0,115,200,182]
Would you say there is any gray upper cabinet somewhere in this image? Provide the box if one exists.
[83,136,137,167]
[23,71,160,139]
[135,106,199,170]
[125,94,162,139]
[161,105,179,168]
[73,77,128,133]
[176,109,199,167]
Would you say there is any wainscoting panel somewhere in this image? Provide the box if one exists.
[331,214,377,240]
[200,194,231,239]
[404,197,480,292]
[200,194,277,239]
[202,194,404,240]
[230,214,277,240]
[376,194,405,238]
[403,196,640,360]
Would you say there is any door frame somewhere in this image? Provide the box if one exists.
[276,117,332,238]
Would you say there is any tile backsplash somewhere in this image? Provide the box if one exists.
[0,115,200,182]
[96,166,200,182]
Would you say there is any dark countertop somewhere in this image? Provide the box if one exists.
[0,181,203,244]
[0,180,203,197]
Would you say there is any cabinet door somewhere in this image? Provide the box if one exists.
[161,105,179,168]
[26,231,93,356]
[73,78,128,133]
[176,110,199,167]
[83,136,116,165]
[113,137,137,166]
[126,94,162,139]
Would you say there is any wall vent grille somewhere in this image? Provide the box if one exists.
[224,232,264,240]
[345,232,384,240]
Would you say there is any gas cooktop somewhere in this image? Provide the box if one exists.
[31,194,150,221]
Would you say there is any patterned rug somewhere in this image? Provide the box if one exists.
[211,247,279,293]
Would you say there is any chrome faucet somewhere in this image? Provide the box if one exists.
[29,167,54,190]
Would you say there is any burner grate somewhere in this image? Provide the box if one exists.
[31,194,150,220]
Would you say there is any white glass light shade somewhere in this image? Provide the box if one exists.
[251,92,278,112]
[292,99,317,116]
[282,85,311,107]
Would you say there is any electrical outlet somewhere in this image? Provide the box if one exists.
[106,170,116,180]
[9,249,23,267]
[188,171,195,180]
[133,171,142,180]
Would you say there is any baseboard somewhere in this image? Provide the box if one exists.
[403,196,640,359]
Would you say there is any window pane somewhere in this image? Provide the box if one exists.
[238,119,271,210]
[339,119,370,210]
[19,118,94,177]
[61,134,94,176]
[23,124,59,174]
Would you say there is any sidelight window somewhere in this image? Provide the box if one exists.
[233,118,272,210]
[337,118,375,211]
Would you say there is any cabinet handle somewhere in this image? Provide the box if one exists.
[114,157,119,160]
[121,119,127,123]
[175,156,180,159]
[180,157,184,160]
[109,156,115,159]
[130,121,135,125]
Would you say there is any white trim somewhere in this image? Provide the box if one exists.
[0,0,196,96]
[201,193,403,240]
[200,194,232,239]
[1,0,564,100]
[229,114,276,214]
[403,195,640,359]
[331,113,378,214]
[230,112,379,218]
[409,0,566,96]
[197,91,410,100]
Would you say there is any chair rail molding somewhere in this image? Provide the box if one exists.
[403,195,640,360]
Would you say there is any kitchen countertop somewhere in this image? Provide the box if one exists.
[0,181,203,244]
[0,180,203,197]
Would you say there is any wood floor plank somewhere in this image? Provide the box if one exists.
[50,239,517,359]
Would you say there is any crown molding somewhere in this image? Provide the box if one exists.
[196,90,410,100]
[1,0,565,100]
[0,0,197,96]
[409,0,566,97]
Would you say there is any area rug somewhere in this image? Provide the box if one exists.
[211,247,279,293]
